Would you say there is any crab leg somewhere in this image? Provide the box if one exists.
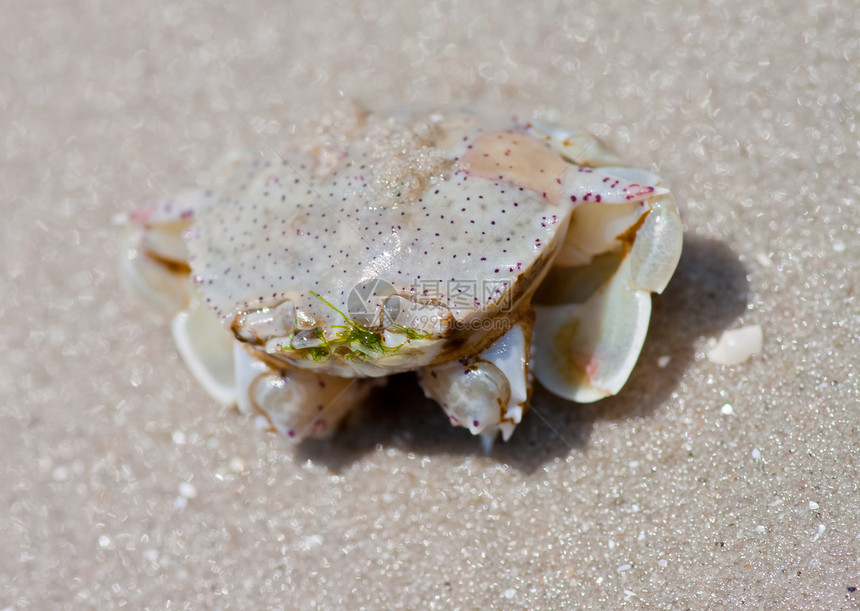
[118,188,206,316]
[418,313,534,446]
[233,344,383,440]
[171,297,385,441]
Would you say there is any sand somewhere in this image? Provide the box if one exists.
[1,1,858,608]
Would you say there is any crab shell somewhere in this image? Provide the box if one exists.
[120,106,682,445]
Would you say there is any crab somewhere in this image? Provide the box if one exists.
[120,104,682,446]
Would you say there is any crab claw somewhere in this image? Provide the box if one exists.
[119,230,192,316]
[171,300,237,405]
[119,188,209,317]
[532,185,682,402]
[628,192,684,293]
[562,164,669,207]
[233,344,382,440]
[418,314,533,443]
[532,255,650,402]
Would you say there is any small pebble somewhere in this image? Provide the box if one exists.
[299,535,324,550]
[755,252,773,267]
[813,523,826,541]
[142,549,159,563]
[707,325,763,365]
[178,482,197,499]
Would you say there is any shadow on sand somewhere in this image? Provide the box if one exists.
[296,234,749,473]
